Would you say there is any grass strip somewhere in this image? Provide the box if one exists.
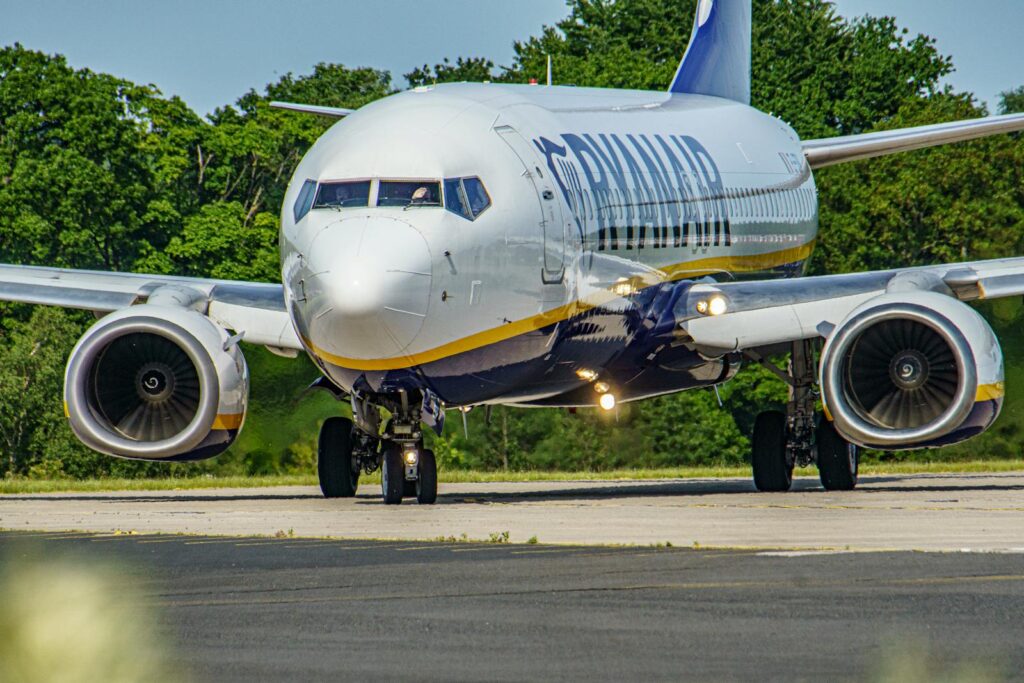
[2,459,1023,494]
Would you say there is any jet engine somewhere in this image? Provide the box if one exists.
[63,304,249,461]
[820,291,1004,450]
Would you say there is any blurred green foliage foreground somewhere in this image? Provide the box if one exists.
[4,0,1024,480]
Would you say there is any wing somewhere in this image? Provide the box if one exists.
[802,112,1024,169]
[678,257,1024,354]
[0,264,302,353]
[269,101,355,118]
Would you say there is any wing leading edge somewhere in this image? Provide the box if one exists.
[678,257,1024,354]
[0,264,302,353]
[802,112,1024,169]
[269,101,355,118]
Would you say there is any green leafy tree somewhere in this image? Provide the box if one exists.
[0,45,196,271]
[999,86,1024,115]
[4,3,1024,479]
[405,57,497,87]
[814,94,1024,275]
[165,202,280,281]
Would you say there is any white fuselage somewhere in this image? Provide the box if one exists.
[279,83,817,406]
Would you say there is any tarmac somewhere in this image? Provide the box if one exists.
[4,473,1024,680]
[2,530,1023,681]
[3,472,1024,551]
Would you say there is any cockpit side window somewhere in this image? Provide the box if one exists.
[444,178,472,219]
[378,181,441,207]
[463,177,491,218]
[293,179,317,222]
[443,177,491,221]
[313,180,371,209]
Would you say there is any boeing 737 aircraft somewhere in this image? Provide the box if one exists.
[5,0,1024,503]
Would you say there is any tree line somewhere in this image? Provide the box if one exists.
[2,0,1024,479]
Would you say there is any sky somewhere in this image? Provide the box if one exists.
[1,0,1022,116]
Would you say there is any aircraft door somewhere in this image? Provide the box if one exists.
[494,125,565,284]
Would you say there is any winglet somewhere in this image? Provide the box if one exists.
[669,0,751,104]
[269,101,355,118]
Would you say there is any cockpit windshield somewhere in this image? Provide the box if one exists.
[304,177,487,217]
[313,180,371,208]
[378,181,442,207]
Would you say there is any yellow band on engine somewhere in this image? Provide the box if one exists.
[976,382,1006,402]
[212,414,244,431]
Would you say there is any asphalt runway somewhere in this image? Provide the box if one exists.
[2,531,1023,681]
[4,473,1024,551]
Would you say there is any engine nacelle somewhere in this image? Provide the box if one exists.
[63,305,249,461]
[820,291,1003,450]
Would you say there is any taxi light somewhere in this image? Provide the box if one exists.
[612,279,636,297]
[698,296,728,317]
[576,368,598,382]
[594,382,610,394]
[599,393,617,411]
[403,448,419,466]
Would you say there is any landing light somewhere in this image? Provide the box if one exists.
[594,381,610,395]
[576,368,598,382]
[599,393,617,411]
[697,296,728,317]
[612,278,636,297]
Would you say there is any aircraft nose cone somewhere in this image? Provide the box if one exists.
[305,216,432,362]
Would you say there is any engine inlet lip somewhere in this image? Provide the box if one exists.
[65,316,220,459]
[822,303,977,447]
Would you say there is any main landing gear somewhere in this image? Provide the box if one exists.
[749,340,859,493]
[315,391,439,505]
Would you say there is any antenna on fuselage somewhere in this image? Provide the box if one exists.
[546,55,553,86]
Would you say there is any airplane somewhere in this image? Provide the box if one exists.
[4,0,1024,504]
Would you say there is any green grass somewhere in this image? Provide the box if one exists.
[2,459,1024,494]
[0,474,317,495]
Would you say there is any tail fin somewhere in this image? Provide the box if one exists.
[669,0,751,104]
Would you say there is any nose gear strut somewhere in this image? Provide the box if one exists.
[317,387,439,505]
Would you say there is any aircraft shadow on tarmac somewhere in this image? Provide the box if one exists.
[416,476,1024,505]
[9,474,1024,505]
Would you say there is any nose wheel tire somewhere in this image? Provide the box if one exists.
[816,420,859,491]
[752,411,793,492]
[381,445,404,505]
[416,449,438,505]
[318,417,359,498]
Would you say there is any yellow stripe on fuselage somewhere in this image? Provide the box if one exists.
[309,241,816,371]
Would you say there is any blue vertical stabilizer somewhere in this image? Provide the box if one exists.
[669,0,751,104]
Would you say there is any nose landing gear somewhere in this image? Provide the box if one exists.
[316,390,440,504]
[381,443,437,505]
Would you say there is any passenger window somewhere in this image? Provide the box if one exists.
[463,177,491,217]
[314,180,371,209]
[444,178,471,219]
[293,179,317,222]
[378,181,441,207]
